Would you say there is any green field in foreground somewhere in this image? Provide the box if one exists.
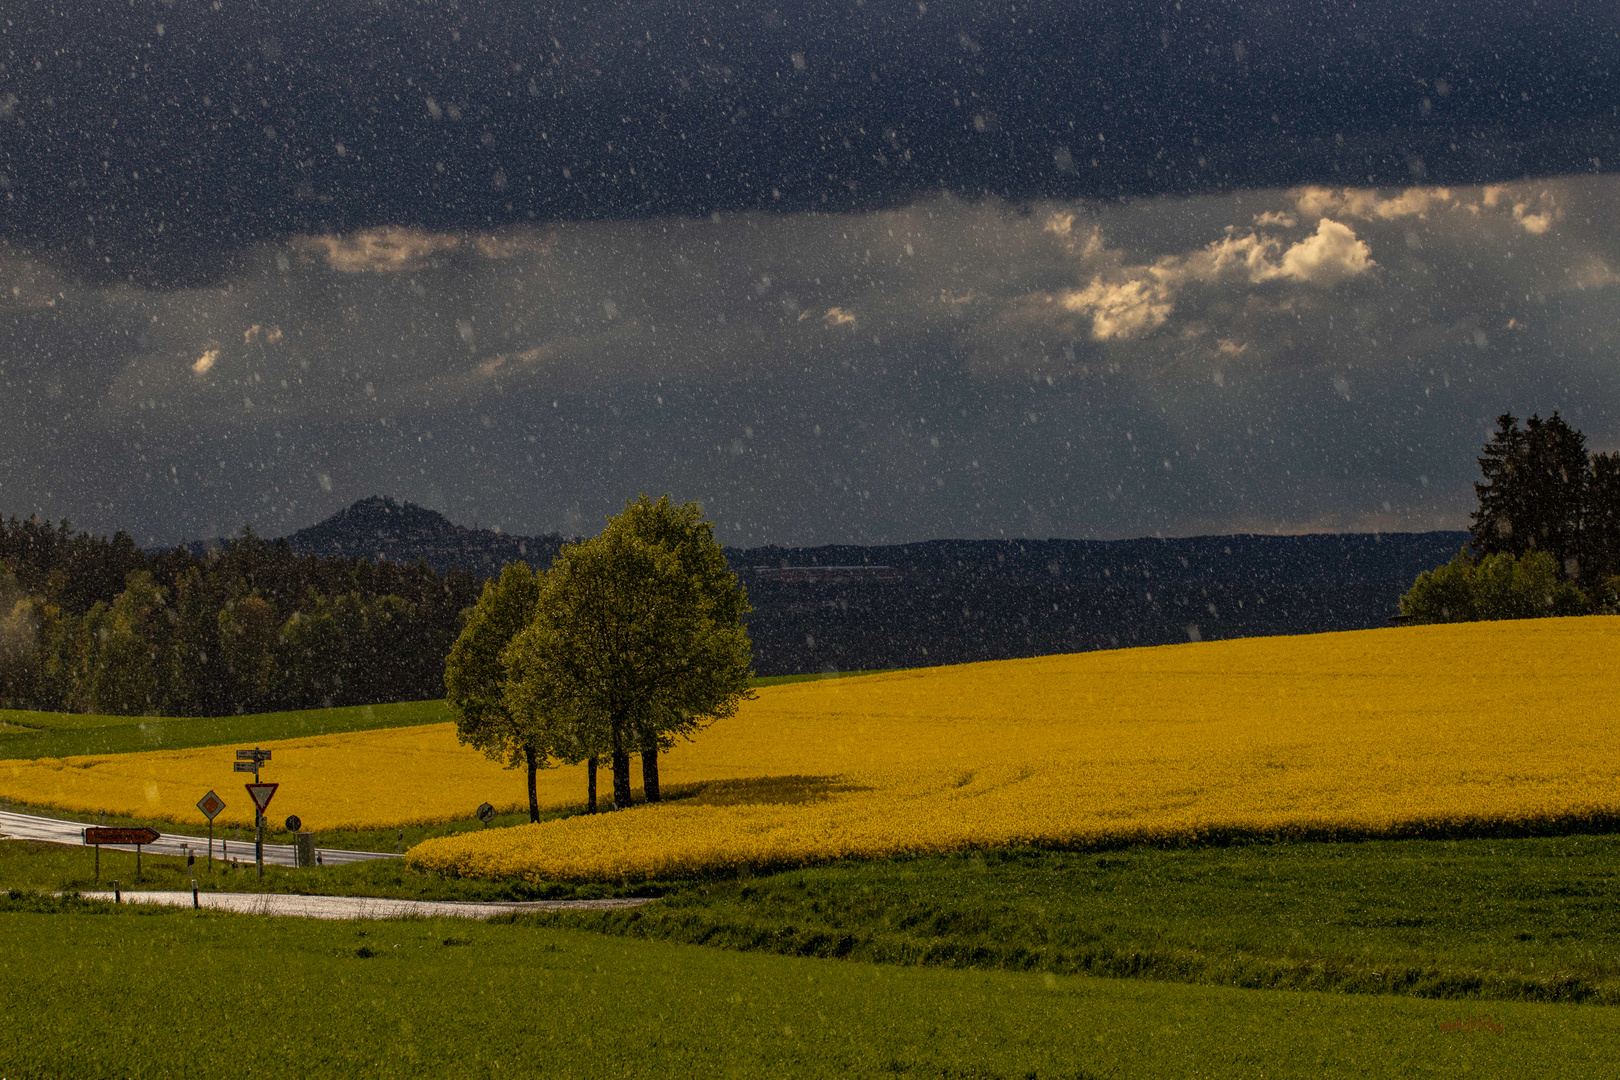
[4,832,1618,1008]
[0,671,894,761]
[2,898,1616,1080]
[508,834,1620,1006]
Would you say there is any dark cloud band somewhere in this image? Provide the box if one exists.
[2,176,1617,546]
[1,0,1617,284]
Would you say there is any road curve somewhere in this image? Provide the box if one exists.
[0,809,397,867]
[77,890,654,920]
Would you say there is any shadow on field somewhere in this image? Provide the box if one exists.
[658,775,869,807]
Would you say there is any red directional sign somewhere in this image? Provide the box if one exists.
[245,783,279,813]
[84,827,161,846]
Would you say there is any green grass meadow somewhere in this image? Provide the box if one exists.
[3,831,1618,1009]
[527,835,1620,1006]
[3,896,1617,1080]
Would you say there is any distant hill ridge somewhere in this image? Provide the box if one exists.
[282,496,566,579]
[268,497,1468,675]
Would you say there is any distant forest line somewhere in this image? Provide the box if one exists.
[1,497,1477,717]
[0,517,479,716]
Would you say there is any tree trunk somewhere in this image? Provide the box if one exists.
[524,744,539,823]
[586,756,598,814]
[640,731,661,803]
[611,722,634,809]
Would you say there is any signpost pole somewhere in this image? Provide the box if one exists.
[195,790,225,872]
[84,828,161,882]
[255,753,265,880]
[235,748,274,880]
[255,756,263,880]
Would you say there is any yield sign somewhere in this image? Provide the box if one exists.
[245,783,279,813]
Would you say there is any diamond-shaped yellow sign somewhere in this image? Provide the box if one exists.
[196,790,226,821]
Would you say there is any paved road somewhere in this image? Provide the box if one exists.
[0,809,398,867]
[77,890,654,920]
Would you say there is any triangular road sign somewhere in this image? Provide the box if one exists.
[245,783,279,813]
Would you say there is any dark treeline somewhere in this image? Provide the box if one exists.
[0,516,479,716]
[1399,413,1620,624]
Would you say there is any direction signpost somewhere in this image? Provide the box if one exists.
[195,790,226,868]
[234,748,274,879]
[84,826,161,881]
[245,782,278,879]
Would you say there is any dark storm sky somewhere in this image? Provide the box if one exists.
[2,1,1619,545]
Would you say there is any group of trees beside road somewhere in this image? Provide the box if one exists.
[0,518,479,715]
[445,495,754,820]
[1402,412,1620,623]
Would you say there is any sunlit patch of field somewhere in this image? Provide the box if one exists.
[3,617,1619,878]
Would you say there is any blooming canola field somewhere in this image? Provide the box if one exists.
[3,617,1619,882]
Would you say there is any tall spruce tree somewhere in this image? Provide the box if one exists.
[1471,412,1590,578]
[1587,452,1620,583]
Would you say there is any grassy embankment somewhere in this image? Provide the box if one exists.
[3,895,1617,1080]
[3,830,1618,1009]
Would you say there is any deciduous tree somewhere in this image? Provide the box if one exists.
[601,495,752,802]
[506,499,754,811]
[445,563,549,821]
[1400,548,1586,623]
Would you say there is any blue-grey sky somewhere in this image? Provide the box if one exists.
[1,2,1617,546]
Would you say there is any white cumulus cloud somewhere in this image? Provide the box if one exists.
[1058,218,1374,340]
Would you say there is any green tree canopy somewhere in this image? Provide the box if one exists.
[1400,548,1587,624]
[600,494,752,801]
[1472,412,1590,576]
[1587,451,1620,582]
[0,562,42,708]
[90,571,171,716]
[505,497,753,810]
[444,562,548,821]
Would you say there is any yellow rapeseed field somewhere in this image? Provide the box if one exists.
[3,617,1618,880]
